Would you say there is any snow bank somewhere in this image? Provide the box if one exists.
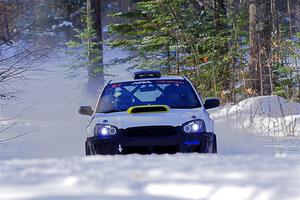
[211,96,300,137]
[1,154,299,200]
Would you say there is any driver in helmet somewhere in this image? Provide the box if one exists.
[157,84,182,107]
[115,90,134,111]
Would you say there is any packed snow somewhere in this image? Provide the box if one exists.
[0,47,300,200]
[1,154,300,200]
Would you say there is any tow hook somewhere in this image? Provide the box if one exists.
[118,144,123,153]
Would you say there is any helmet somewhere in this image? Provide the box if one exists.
[162,84,182,107]
[115,91,134,110]
[163,84,180,94]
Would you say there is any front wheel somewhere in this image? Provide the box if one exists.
[85,140,92,155]
[85,141,120,155]
[212,134,217,153]
[206,134,217,153]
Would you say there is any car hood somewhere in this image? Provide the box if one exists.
[91,108,209,129]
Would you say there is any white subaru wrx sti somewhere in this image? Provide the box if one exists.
[79,71,220,155]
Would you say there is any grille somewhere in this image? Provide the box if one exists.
[123,126,177,137]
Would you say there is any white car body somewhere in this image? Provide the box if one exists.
[80,71,219,155]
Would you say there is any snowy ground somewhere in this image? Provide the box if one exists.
[1,154,300,200]
[211,96,300,138]
[209,96,300,155]
[0,47,300,200]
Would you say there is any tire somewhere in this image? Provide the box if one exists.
[85,142,119,155]
[85,141,91,156]
[206,134,217,153]
[212,134,217,153]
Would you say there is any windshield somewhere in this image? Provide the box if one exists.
[96,79,201,113]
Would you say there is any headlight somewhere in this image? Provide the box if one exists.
[182,120,205,134]
[94,124,118,136]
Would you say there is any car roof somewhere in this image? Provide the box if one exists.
[109,75,185,84]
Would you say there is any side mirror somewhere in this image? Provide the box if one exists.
[78,106,94,116]
[204,98,220,110]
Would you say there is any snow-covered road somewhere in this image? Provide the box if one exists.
[1,154,300,200]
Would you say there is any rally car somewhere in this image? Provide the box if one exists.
[79,71,220,155]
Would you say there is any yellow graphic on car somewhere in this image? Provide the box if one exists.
[127,105,170,114]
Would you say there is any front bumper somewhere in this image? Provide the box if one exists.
[86,127,216,154]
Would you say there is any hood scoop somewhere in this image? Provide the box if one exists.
[127,105,170,114]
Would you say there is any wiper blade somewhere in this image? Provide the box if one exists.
[101,109,125,113]
[170,106,201,109]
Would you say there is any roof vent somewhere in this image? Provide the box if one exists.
[133,71,161,79]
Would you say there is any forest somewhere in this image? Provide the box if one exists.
[72,0,300,103]
[1,0,300,103]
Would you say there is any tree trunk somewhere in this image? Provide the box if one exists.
[214,0,232,101]
[119,0,130,12]
[87,0,104,94]
[287,0,293,36]
[214,0,227,31]
[288,0,300,101]
[295,0,300,32]
[232,0,240,11]
[271,0,279,37]
[296,0,300,101]
[0,3,12,45]
[249,0,272,96]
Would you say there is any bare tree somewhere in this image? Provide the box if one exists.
[0,0,51,142]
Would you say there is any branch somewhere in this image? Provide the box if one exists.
[0,130,31,143]
[0,104,33,122]
[0,0,41,45]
